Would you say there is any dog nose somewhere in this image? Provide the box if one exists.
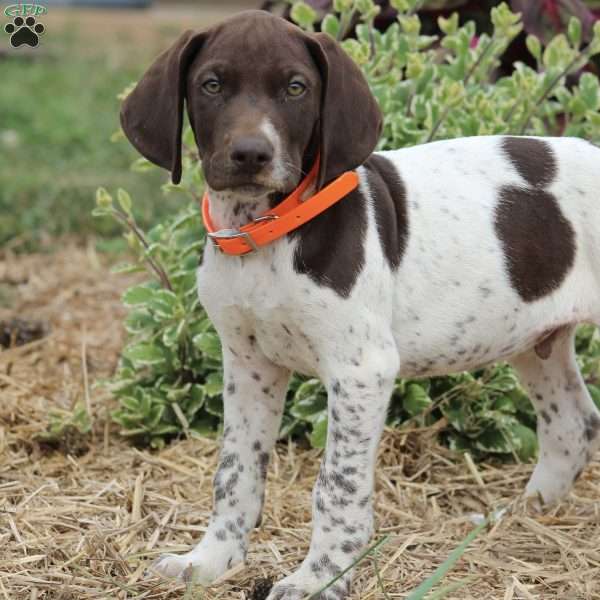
[230,136,274,172]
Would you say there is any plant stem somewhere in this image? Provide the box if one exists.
[405,518,488,600]
[367,19,376,60]
[426,575,478,600]
[463,36,496,86]
[427,35,497,143]
[306,535,390,599]
[426,103,453,143]
[518,49,591,134]
[337,7,357,41]
[111,209,174,292]
[372,551,392,600]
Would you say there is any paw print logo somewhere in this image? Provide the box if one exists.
[4,16,45,48]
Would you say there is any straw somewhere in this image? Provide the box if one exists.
[1,243,600,599]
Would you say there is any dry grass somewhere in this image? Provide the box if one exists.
[1,244,600,599]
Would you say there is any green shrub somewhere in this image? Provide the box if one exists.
[96,1,600,456]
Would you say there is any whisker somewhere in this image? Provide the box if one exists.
[281,161,308,177]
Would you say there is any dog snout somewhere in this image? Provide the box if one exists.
[229,135,274,173]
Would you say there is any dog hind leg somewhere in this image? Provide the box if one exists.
[510,325,600,503]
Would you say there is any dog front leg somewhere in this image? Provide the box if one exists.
[268,346,399,600]
[152,342,290,584]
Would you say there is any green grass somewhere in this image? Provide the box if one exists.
[0,24,182,250]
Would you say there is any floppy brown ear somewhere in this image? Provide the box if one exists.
[120,30,206,184]
[305,33,382,189]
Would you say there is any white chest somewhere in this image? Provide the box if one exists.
[197,240,331,375]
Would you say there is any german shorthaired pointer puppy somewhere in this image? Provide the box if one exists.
[121,10,600,599]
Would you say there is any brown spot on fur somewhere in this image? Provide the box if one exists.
[364,153,409,270]
[502,137,558,188]
[494,186,575,302]
[293,187,367,297]
[534,326,569,360]
[584,413,600,442]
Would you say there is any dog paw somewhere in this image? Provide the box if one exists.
[266,572,350,600]
[149,546,244,585]
[524,458,580,506]
[4,16,45,48]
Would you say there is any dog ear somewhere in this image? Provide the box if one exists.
[305,33,382,189]
[120,30,206,184]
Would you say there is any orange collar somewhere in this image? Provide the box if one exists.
[202,161,359,256]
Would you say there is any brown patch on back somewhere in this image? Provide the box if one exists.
[502,137,558,188]
[364,154,409,270]
[293,187,367,298]
[495,185,576,303]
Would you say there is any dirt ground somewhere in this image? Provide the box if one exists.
[1,245,600,599]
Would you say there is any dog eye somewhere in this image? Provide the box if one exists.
[287,81,306,97]
[203,79,222,95]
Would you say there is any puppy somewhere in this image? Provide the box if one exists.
[121,10,600,599]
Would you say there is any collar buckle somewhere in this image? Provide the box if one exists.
[207,229,259,253]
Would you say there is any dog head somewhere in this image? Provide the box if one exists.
[120,10,382,194]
